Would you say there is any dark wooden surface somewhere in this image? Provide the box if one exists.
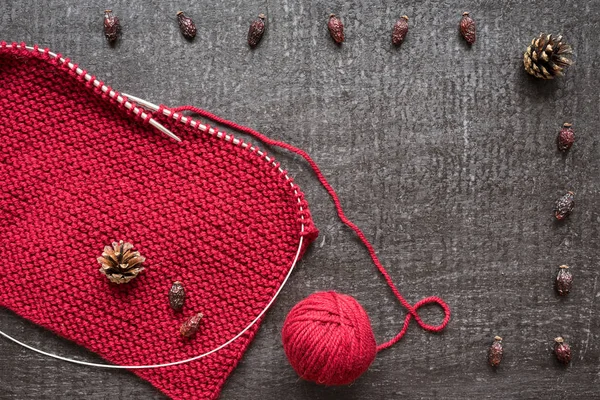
[2,0,600,399]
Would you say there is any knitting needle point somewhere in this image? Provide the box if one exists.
[122,93,160,112]
[123,94,183,142]
[149,119,181,142]
[123,93,209,135]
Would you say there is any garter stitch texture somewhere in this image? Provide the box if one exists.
[0,43,318,399]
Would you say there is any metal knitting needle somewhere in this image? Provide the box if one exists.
[148,120,181,142]
[123,92,214,137]
[10,44,181,142]
[122,93,161,112]
[122,93,290,177]
[123,93,213,138]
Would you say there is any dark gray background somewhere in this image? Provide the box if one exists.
[1,0,600,399]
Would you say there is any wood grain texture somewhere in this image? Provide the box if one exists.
[1,0,600,398]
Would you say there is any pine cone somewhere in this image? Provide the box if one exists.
[98,240,145,284]
[524,34,573,79]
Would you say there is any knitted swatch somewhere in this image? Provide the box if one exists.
[0,43,318,399]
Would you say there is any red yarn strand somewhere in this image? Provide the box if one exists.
[169,105,451,351]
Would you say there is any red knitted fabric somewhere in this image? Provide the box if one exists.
[0,43,318,399]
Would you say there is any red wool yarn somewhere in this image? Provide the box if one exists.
[0,42,452,396]
[282,292,377,385]
[164,100,452,388]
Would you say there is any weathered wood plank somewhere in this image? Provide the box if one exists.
[1,0,599,398]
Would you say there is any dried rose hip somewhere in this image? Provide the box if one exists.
[169,281,185,311]
[554,337,571,365]
[555,265,573,296]
[459,12,476,45]
[103,10,121,43]
[557,123,575,152]
[177,11,197,40]
[328,14,344,44]
[554,191,575,220]
[488,336,503,367]
[248,13,266,48]
[180,312,203,338]
[392,15,409,46]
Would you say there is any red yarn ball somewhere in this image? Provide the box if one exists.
[281,291,377,385]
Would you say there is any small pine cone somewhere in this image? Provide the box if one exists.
[248,14,266,48]
[524,34,573,79]
[103,10,121,43]
[488,336,503,367]
[97,240,145,284]
[557,123,575,152]
[554,337,571,365]
[554,191,575,220]
[180,313,204,338]
[177,11,197,40]
[328,14,344,44]
[392,16,409,46]
[555,265,573,296]
[459,12,476,45]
